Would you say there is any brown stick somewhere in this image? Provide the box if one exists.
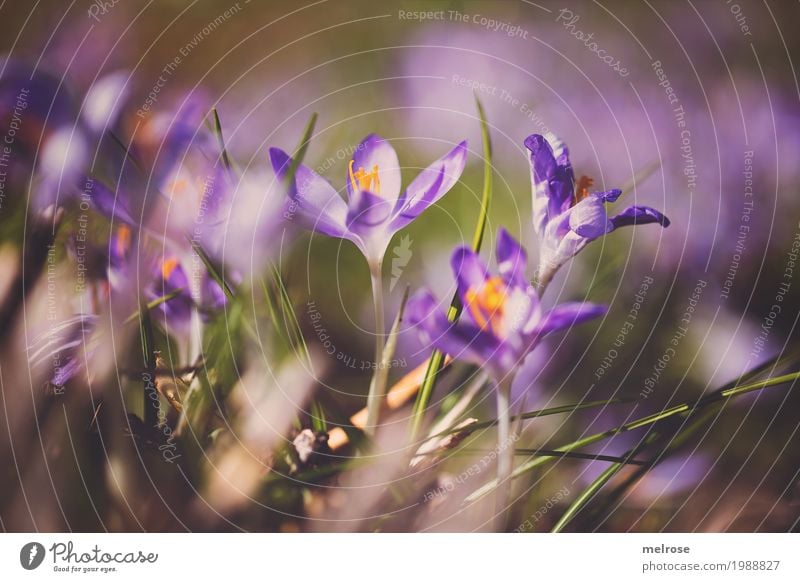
[327,357,452,450]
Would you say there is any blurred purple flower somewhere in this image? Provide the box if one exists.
[27,314,97,388]
[269,134,467,266]
[406,228,606,380]
[526,134,670,287]
[149,256,194,333]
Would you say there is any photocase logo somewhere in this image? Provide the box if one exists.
[389,234,413,291]
[19,542,45,570]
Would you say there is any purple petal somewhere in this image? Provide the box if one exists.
[27,315,96,388]
[496,228,528,286]
[202,273,227,312]
[151,103,202,189]
[197,161,231,224]
[525,134,574,233]
[52,358,82,387]
[345,188,393,234]
[406,290,505,376]
[389,141,467,231]
[535,302,606,336]
[85,178,136,225]
[82,71,130,133]
[269,147,350,239]
[450,246,489,297]
[594,189,622,203]
[346,134,402,203]
[537,229,590,285]
[109,225,133,270]
[150,258,193,329]
[611,205,670,229]
[569,196,613,239]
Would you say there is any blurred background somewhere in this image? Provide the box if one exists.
[0,0,798,532]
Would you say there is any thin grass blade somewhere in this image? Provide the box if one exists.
[410,95,493,438]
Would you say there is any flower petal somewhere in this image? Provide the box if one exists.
[569,196,613,239]
[389,140,467,231]
[151,258,193,329]
[85,178,136,225]
[611,205,670,229]
[535,302,606,337]
[345,188,393,234]
[450,246,489,297]
[496,228,528,286]
[269,147,350,239]
[406,290,504,377]
[525,133,574,233]
[346,134,402,204]
[594,188,622,203]
[83,71,130,133]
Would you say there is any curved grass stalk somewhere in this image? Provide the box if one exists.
[410,95,493,439]
[464,370,800,504]
[550,433,656,533]
[416,396,633,446]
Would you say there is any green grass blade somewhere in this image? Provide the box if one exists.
[310,399,327,433]
[424,447,648,466]
[551,435,654,532]
[465,369,800,503]
[410,95,493,438]
[124,288,186,324]
[471,94,493,251]
[211,108,233,172]
[189,239,235,299]
[270,262,311,367]
[137,300,158,426]
[552,460,621,533]
[283,112,318,191]
[415,396,631,446]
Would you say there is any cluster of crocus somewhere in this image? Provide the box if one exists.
[399,133,669,518]
[1,62,243,373]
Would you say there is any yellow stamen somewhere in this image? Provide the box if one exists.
[116,225,131,257]
[348,159,381,194]
[465,276,507,335]
[161,257,179,280]
[167,177,188,196]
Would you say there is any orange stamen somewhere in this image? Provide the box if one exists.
[465,276,507,335]
[161,257,179,280]
[574,175,594,204]
[348,159,381,194]
[167,177,188,196]
[116,225,131,257]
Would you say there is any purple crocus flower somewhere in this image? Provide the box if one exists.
[407,228,605,519]
[269,134,467,266]
[148,256,194,333]
[270,133,467,434]
[406,228,606,380]
[525,134,670,287]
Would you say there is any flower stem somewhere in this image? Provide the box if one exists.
[536,267,553,296]
[494,377,513,530]
[365,260,386,436]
